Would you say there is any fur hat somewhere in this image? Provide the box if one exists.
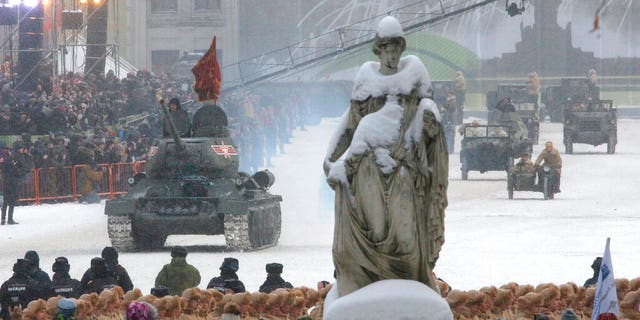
[171,246,187,258]
[23,299,47,320]
[518,292,544,309]
[446,289,468,307]
[206,289,224,303]
[46,296,64,317]
[123,289,143,308]
[79,293,99,309]
[220,257,239,273]
[266,262,283,274]
[137,295,158,305]
[494,288,513,307]
[126,301,158,320]
[221,302,241,320]
[182,288,203,301]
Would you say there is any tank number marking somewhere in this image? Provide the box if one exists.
[211,141,238,158]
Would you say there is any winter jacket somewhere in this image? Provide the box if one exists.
[206,272,245,293]
[155,257,201,296]
[29,267,53,299]
[106,262,134,292]
[79,166,103,196]
[0,273,40,320]
[258,274,293,293]
[51,272,82,298]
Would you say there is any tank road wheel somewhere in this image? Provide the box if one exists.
[107,216,137,252]
[224,203,282,251]
[607,135,616,154]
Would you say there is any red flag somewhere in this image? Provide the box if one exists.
[191,35,222,102]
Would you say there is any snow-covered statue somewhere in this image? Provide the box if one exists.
[323,16,449,298]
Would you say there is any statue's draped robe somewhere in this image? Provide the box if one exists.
[326,55,449,297]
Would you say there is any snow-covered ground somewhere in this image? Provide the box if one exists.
[1,118,639,294]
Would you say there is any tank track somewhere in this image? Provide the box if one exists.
[107,216,137,252]
[224,202,281,251]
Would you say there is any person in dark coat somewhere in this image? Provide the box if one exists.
[0,259,40,320]
[206,257,245,293]
[80,257,116,294]
[100,246,133,292]
[162,97,191,138]
[584,257,602,288]
[154,246,201,296]
[258,263,293,293]
[191,102,228,137]
[1,146,20,225]
[24,250,52,299]
[50,257,82,298]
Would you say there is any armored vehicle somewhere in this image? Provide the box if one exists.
[487,84,540,144]
[104,105,282,252]
[563,99,616,154]
[507,165,559,200]
[459,124,515,180]
[543,78,599,123]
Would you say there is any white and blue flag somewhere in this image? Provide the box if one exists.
[591,237,619,320]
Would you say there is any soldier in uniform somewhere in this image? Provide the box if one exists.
[510,153,535,174]
[535,141,562,195]
[0,259,41,320]
[206,257,245,293]
[191,102,228,137]
[154,246,201,296]
[50,257,82,298]
[162,97,191,138]
[258,263,293,294]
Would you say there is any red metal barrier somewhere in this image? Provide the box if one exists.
[13,161,147,204]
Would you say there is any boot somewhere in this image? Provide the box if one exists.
[7,207,16,225]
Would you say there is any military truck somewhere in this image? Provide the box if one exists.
[543,77,599,123]
[563,99,616,154]
[487,84,540,144]
[459,124,515,180]
[104,104,282,251]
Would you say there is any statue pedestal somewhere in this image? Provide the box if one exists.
[323,279,453,320]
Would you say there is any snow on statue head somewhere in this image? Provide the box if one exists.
[376,16,404,38]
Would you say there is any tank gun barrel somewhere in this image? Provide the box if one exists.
[159,99,186,152]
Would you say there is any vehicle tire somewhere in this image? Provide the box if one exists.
[607,135,616,154]
[107,215,137,252]
[543,176,550,200]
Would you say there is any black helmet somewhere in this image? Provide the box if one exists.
[52,257,70,273]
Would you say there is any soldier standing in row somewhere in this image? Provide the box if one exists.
[154,246,201,296]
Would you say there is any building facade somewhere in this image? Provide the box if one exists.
[115,0,238,76]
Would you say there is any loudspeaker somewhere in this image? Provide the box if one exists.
[18,3,44,91]
[0,6,17,25]
[62,10,82,30]
[84,0,108,77]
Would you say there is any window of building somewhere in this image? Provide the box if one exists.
[195,0,221,11]
[150,0,177,13]
[151,50,180,75]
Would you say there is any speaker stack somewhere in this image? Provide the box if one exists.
[18,2,44,91]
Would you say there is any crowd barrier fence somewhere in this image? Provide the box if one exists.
[0,161,147,205]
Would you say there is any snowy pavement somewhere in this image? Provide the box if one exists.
[0,118,639,293]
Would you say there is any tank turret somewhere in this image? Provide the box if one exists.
[104,102,282,252]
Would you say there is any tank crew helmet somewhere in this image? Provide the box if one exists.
[169,97,181,110]
[52,257,71,273]
[266,262,284,274]
[220,257,239,273]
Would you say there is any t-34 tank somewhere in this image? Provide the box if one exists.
[104,104,281,252]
